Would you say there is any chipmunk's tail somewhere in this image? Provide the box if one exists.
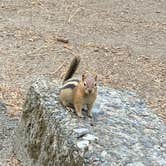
[63,56,80,83]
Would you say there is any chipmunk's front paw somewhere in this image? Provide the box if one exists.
[77,113,84,118]
[88,112,93,118]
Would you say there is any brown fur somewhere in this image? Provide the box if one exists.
[73,81,97,117]
[60,57,97,118]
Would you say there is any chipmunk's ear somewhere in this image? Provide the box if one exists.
[95,75,97,81]
[82,74,85,81]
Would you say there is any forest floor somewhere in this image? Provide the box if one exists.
[0,0,165,119]
[0,0,166,164]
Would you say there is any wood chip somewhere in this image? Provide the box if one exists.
[57,37,69,43]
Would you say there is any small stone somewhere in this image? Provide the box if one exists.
[126,161,145,166]
[73,128,89,138]
[83,134,98,141]
[84,152,91,159]
[101,150,107,158]
[94,48,99,52]
[77,140,89,149]
[0,101,7,112]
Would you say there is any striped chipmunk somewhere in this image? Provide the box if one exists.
[59,56,97,118]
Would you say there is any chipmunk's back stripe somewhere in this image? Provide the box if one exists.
[64,79,79,83]
[61,80,79,90]
[63,81,79,87]
[61,84,76,90]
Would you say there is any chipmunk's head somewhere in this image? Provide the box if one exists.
[81,73,97,94]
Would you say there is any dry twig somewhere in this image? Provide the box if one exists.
[68,7,82,23]
[51,60,67,75]
[57,37,69,43]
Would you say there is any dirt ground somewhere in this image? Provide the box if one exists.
[0,0,166,121]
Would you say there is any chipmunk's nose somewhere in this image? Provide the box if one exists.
[88,90,92,93]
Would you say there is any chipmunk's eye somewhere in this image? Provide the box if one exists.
[94,83,97,86]
[84,82,86,86]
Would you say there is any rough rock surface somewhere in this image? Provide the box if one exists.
[0,101,19,165]
[13,78,166,166]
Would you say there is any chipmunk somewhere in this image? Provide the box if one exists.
[59,56,97,118]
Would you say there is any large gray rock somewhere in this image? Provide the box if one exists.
[13,77,166,166]
[0,101,19,165]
